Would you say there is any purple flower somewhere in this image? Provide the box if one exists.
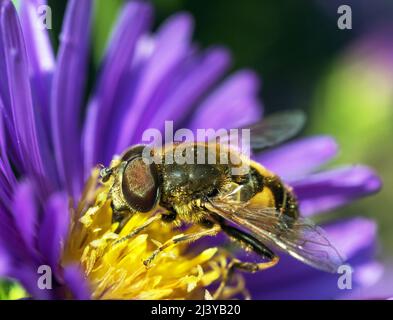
[0,0,384,299]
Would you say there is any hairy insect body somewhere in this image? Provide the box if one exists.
[100,110,344,273]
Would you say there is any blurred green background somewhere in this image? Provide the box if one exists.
[5,0,393,297]
[39,0,393,257]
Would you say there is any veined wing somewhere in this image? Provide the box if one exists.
[206,195,345,273]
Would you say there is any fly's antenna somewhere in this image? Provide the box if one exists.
[99,164,113,183]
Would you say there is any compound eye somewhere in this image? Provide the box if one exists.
[121,156,160,212]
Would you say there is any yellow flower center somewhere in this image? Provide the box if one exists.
[62,169,247,300]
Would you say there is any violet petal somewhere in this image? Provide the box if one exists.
[0,96,23,171]
[12,181,37,253]
[0,0,48,193]
[0,245,9,275]
[51,0,92,198]
[115,12,198,152]
[83,1,152,170]
[11,266,52,299]
[63,265,90,300]
[0,205,32,264]
[247,218,379,299]
[0,112,17,200]
[255,136,339,181]
[188,70,262,131]
[139,47,231,143]
[38,192,69,274]
[293,165,382,216]
[346,262,393,299]
[20,0,54,136]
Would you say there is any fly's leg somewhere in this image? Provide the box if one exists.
[220,222,279,281]
[113,214,162,245]
[220,223,279,269]
[112,207,132,231]
[228,256,279,273]
[213,224,279,298]
[143,223,221,267]
[113,210,177,245]
[213,256,279,300]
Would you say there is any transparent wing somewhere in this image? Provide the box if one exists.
[206,195,345,273]
[209,110,306,152]
[246,109,306,151]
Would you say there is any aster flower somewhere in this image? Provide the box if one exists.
[0,0,382,299]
